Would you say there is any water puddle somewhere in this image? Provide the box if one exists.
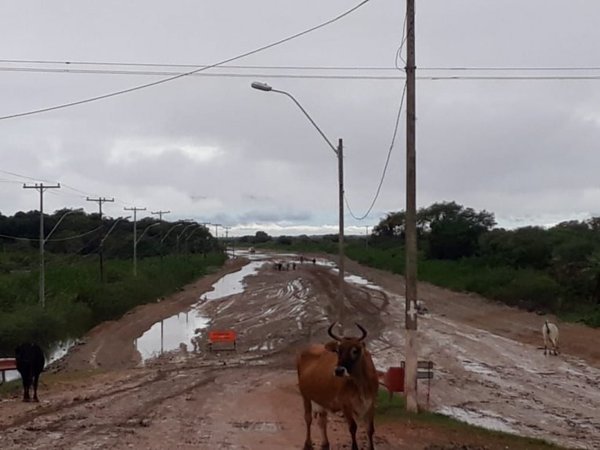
[135,259,267,361]
[203,261,266,301]
[135,310,209,360]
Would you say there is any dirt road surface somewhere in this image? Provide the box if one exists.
[1,252,599,449]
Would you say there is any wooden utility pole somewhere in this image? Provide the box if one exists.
[87,196,114,282]
[124,206,146,276]
[404,0,419,412]
[23,182,61,308]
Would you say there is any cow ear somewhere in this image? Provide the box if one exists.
[324,341,339,353]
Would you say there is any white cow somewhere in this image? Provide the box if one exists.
[542,320,559,356]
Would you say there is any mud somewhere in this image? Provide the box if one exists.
[1,252,598,449]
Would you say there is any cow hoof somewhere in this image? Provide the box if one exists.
[303,443,313,450]
[33,398,39,403]
[22,398,30,403]
[321,444,330,450]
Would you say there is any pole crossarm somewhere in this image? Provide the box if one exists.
[151,210,171,221]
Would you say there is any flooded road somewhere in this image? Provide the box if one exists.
[2,252,599,449]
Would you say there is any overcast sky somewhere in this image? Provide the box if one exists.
[1,0,599,236]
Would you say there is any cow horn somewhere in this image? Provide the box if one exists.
[355,323,367,341]
[328,322,342,341]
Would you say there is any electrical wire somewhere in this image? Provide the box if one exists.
[0,0,371,121]
[344,81,407,221]
[0,225,103,242]
[4,58,600,72]
[2,66,600,81]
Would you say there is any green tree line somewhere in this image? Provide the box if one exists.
[0,209,226,356]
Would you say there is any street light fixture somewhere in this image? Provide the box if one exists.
[99,216,131,282]
[251,81,346,326]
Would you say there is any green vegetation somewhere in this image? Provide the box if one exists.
[376,390,562,449]
[0,253,226,356]
[0,208,226,356]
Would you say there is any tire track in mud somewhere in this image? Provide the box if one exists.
[2,367,219,450]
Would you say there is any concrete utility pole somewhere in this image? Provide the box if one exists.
[365,225,370,250]
[337,138,346,327]
[23,182,61,308]
[151,210,170,222]
[404,0,419,413]
[124,207,146,276]
[87,197,114,282]
[213,223,222,240]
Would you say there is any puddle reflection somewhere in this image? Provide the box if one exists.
[135,310,209,360]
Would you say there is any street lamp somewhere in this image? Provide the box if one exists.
[38,208,83,306]
[176,223,198,254]
[251,81,346,325]
[99,216,131,282]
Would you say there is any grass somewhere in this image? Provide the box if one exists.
[376,390,563,449]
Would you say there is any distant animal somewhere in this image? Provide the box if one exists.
[14,343,45,402]
[416,300,428,315]
[542,320,559,356]
[297,323,379,450]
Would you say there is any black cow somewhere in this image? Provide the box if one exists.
[15,343,45,402]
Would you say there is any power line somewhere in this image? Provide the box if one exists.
[0,0,372,121]
[2,66,600,81]
[0,225,103,242]
[3,58,600,72]
[345,81,407,221]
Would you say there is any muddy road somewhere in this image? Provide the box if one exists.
[1,252,599,449]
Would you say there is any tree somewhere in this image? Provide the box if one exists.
[254,231,271,243]
[373,211,406,238]
[420,202,496,260]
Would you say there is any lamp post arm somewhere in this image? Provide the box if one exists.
[136,223,161,245]
[101,216,130,247]
[160,223,183,243]
[272,89,338,156]
[45,208,85,243]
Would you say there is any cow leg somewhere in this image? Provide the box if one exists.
[316,409,330,450]
[302,397,313,450]
[21,377,30,402]
[343,408,359,450]
[32,372,40,402]
[367,410,375,450]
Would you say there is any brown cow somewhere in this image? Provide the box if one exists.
[297,323,379,450]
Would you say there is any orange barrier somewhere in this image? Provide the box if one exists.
[0,358,17,383]
[208,330,237,351]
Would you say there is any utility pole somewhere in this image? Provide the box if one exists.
[337,138,346,328]
[223,226,232,256]
[151,210,170,222]
[365,225,370,250]
[124,207,146,276]
[87,197,114,282]
[23,182,61,307]
[86,196,114,220]
[213,223,222,240]
[404,0,419,413]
